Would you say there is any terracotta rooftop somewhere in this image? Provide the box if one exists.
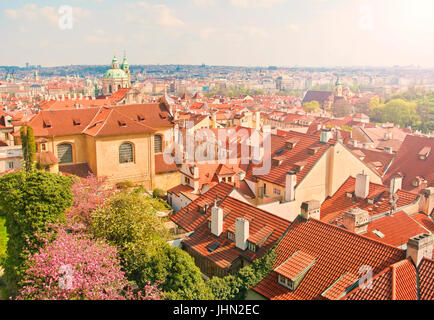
[252,217,405,300]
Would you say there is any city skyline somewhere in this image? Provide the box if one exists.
[2,0,434,68]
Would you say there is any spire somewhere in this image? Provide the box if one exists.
[111,53,119,69]
[122,50,129,71]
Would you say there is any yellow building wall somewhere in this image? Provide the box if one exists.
[153,171,181,192]
[94,133,154,189]
[49,135,88,164]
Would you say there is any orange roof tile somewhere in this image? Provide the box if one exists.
[252,217,405,300]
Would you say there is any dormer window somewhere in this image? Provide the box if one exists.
[43,120,52,128]
[72,118,81,126]
[308,147,320,155]
[227,231,235,241]
[418,147,431,161]
[247,241,257,253]
[118,120,127,127]
[285,138,299,150]
[275,250,316,292]
[137,114,145,122]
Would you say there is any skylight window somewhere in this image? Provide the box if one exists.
[208,242,219,253]
[373,229,385,239]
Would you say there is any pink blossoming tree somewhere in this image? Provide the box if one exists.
[66,174,114,232]
[16,228,163,300]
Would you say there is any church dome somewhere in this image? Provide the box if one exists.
[103,68,128,79]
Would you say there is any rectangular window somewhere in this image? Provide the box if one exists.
[228,231,235,241]
[273,188,281,196]
[8,161,14,169]
[185,177,190,185]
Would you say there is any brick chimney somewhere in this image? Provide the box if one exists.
[419,187,434,215]
[406,234,433,266]
[211,202,224,237]
[192,165,200,194]
[342,208,370,234]
[301,200,321,220]
[355,173,370,199]
[235,218,249,250]
[389,175,403,194]
[285,171,297,202]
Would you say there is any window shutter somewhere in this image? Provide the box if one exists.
[57,144,73,164]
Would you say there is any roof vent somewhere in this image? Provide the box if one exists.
[118,120,127,127]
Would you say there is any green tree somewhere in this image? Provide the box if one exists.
[303,101,321,113]
[207,246,277,300]
[0,170,73,295]
[382,99,420,128]
[91,191,211,299]
[20,126,36,172]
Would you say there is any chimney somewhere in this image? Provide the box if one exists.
[285,171,297,202]
[255,112,261,131]
[211,203,224,237]
[419,187,434,215]
[355,173,370,199]
[342,207,370,234]
[301,200,321,220]
[406,234,433,266]
[389,175,403,194]
[353,140,358,148]
[320,129,332,144]
[235,218,250,250]
[193,165,200,193]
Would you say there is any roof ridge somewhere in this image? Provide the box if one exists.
[308,218,406,255]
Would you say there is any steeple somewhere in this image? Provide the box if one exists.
[111,53,120,69]
[121,51,129,71]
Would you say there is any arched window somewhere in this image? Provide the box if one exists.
[119,143,134,164]
[118,84,121,91]
[154,135,163,153]
[109,85,112,94]
[57,143,73,164]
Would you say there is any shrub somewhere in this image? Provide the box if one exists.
[152,188,165,198]
[0,170,73,295]
[115,181,135,190]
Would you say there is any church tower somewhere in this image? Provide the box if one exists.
[102,52,131,96]
[335,77,343,97]
[121,52,131,84]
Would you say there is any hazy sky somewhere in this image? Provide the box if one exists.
[1,0,434,67]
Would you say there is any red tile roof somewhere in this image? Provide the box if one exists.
[182,196,292,269]
[418,258,434,300]
[252,217,405,300]
[247,131,336,187]
[320,177,419,225]
[154,153,180,174]
[384,135,434,193]
[170,183,236,232]
[365,211,428,248]
[344,258,418,300]
[410,213,434,233]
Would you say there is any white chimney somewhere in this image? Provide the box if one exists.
[406,234,433,266]
[389,175,403,194]
[342,207,370,234]
[355,173,370,199]
[285,171,297,202]
[235,218,250,250]
[419,187,434,215]
[301,200,321,220]
[255,112,261,131]
[211,204,224,237]
[320,129,332,144]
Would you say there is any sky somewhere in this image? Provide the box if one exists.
[1,0,434,68]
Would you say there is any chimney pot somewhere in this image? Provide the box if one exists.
[235,218,250,250]
[406,234,433,266]
[355,173,370,199]
[285,171,297,202]
[211,204,224,237]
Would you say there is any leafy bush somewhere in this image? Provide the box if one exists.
[115,181,135,190]
[207,247,277,300]
[0,170,73,295]
[152,188,165,199]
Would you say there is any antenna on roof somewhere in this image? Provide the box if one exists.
[214,192,219,207]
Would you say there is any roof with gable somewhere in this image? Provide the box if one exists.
[181,195,292,270]
[26,103,173,138]
[170,183,236,232]
[343,256,434,300]
[384,135,434,193]
[252,217,405,300]
[320,177,419,225]
[246,131,336,187]
[365,211,429,248]
[302,91,334,105]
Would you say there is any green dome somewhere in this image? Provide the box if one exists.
[103,68,128,79]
